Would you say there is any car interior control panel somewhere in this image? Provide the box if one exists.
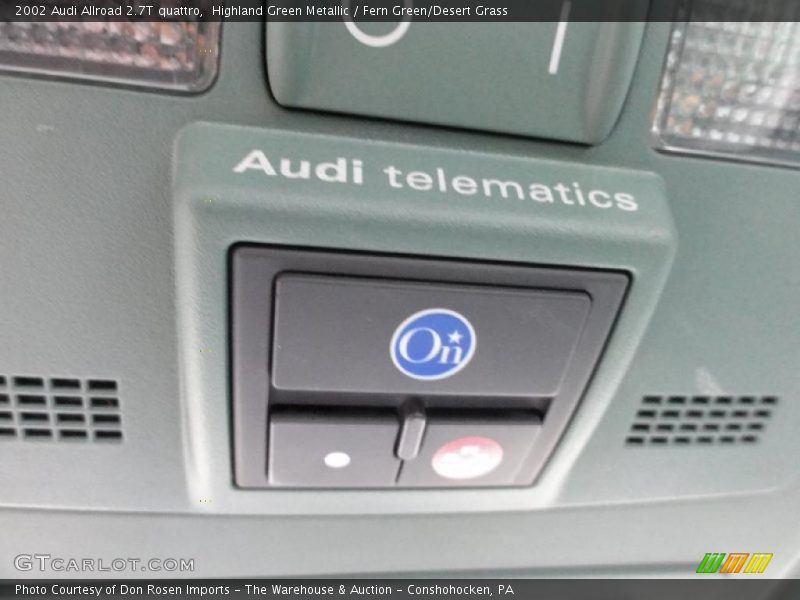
[231,246,628,489]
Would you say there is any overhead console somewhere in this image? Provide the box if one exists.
[173,123,675,507]
[231,247,627,488]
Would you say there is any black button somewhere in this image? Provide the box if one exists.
[272,275,591,397]
[268,409,401,487]
[397,412,542,487]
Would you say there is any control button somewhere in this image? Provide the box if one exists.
[398,412,542,487]
[272,275,591,397]
[431,436,504,480]
[268,410,401,487]
[267,10,646,143]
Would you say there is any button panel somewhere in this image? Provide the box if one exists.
[231,247,628,489]
[268,407,541,488]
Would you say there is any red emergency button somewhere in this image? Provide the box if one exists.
[397,412,541,487]
[431,436,504,480]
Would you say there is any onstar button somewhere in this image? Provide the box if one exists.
[398,412,542,487]
[272,274,591,397]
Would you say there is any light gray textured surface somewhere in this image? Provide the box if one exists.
[1,13,799,577]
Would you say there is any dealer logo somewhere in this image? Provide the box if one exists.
[390,309,476,381]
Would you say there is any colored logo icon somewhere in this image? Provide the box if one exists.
[431,436,504,480]
[696,552,773,574]
[390,308,476,380]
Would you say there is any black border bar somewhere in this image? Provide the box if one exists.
[4,0,799,22]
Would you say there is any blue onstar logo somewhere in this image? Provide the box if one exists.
[390,308,476,380]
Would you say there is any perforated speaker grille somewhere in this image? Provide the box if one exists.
[0,375,122,442]
[626,395,776,446]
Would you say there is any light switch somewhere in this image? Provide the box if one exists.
[267,10,646,143]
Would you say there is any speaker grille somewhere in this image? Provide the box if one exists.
[626,395,776,446]
[0,375,122,443]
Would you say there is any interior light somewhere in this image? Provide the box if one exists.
[653,3,800,167]
[0,18,220,93]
